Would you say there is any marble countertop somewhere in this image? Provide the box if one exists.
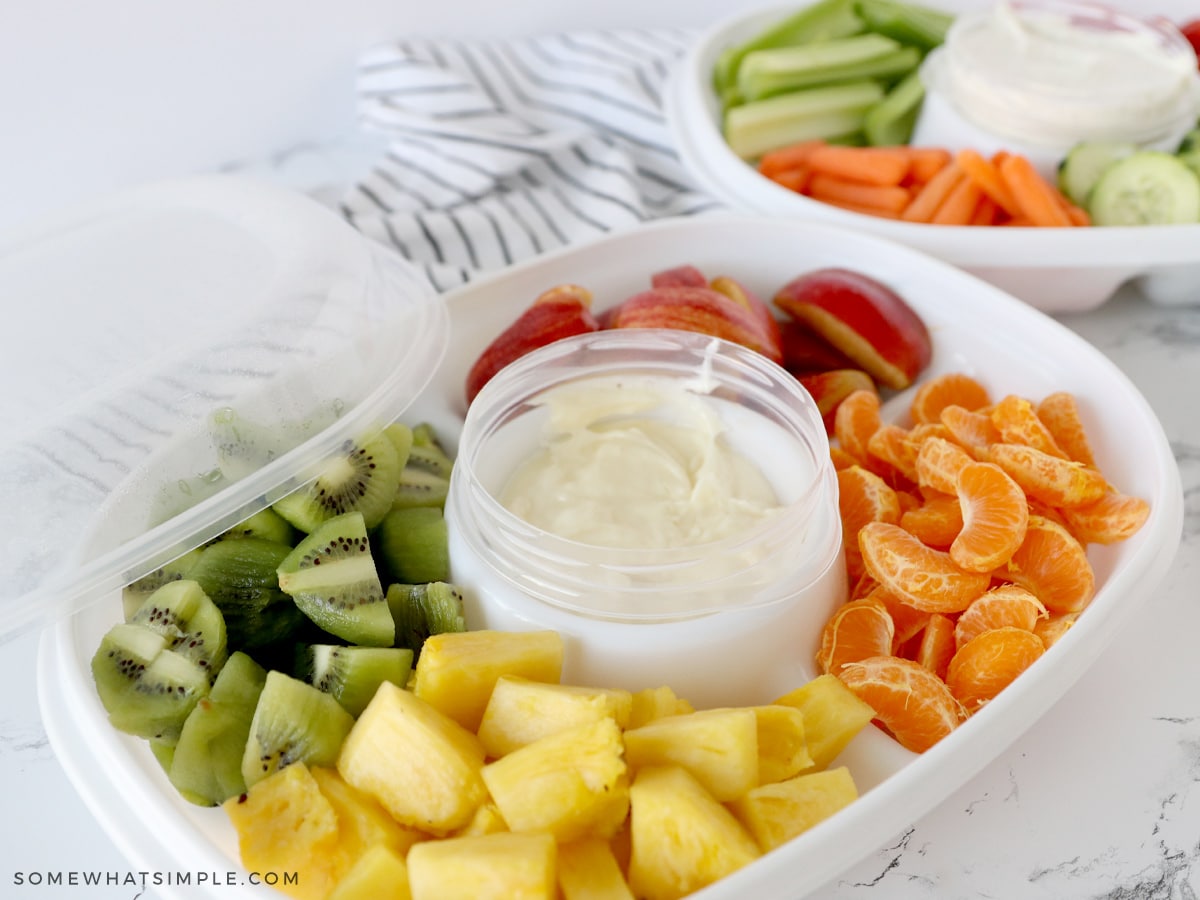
[2,136,1198,899]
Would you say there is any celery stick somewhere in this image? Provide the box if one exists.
[724,80,885,159]
[854,0,954,51]
[863,69,925,146]
[713,0,865,95]
[738,34,919,101]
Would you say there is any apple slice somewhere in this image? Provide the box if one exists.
[797,369,877,434]
[709,275,783,363]
[779,320,857,375]
[774,268,932,390]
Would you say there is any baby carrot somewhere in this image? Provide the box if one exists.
[931,178,983,225]
[759,140,823,177]
[808,174,912,215]
[807,144,911,186]
[768,166,812,193]
[998,154,1072,227]
[908,147,952,183]
[816,197,903,219]
[956,149,1020,217]
[902,162,965,223]
[970,195,998,226]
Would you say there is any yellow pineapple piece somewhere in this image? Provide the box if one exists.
[627,686,692,729]
[406,832,556,900]
[337,681,486,836]
[729,766,858,852]
[310,766,427,876]
[477,675,633,757]
[623,707,758,802]
[773,675,875,769]
[414,630,564,732]
[328,844,411,900]
[627,766,760,900]
[482,718,629,842]
[223,762,340,900]
[557,837,635,900]
[453,801,509,837]
[750,705,814,785]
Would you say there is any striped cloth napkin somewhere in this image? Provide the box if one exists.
[341,28,727,290]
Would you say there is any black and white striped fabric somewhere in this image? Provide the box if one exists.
[341,28,728,291]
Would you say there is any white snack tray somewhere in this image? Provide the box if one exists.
[665,3,1200,313]
[41,213,1182,899]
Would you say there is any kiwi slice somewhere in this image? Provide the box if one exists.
[277,512,394,647]
[376,507,450,585]
[392,467,450,510]
[386,582,467,656]
[122,548,204,620]
[241,670,355,789]
[272,432,401,533]
[188,537,304,650]
[300,645,414,717]
[406,443,453,481]
[220,507,297,546]
[383,422,414,468]
[127,580,228,679]
[169,651,268,806]
[91,623,211,743]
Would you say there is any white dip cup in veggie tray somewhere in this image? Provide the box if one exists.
[666,0,1200,313]
[12,180,1183,900]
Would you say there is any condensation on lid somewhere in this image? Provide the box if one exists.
[0,175,448,642]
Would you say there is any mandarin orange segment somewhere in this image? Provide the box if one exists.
[867,424,920,483]
[916,436,974,495]
[1036,391,1096,467]
[900,494,963,549]
[895,489,922,515]
[954,584,1047,651]
[858,521,991,613]
[1061,491,1150,545]
[816,599,896,676]
[838,465,901,583]
[834,389,882,463]
[910,373,991,425]
[990,395,1068,459]
[946,626,1044,712]
[915,614,957,680]
[1003,515,1095,614]
[940,404,1001,453]
[989,443,1108,509]
[837,656,965,753]
[950,461,1029,573]
[867,586,932,649]
[1034,613,1078,649]
[830,446,858,471]
[850,572,879,601]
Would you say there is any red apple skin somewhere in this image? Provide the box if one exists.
[708,275,784,363]
[797,368,877,433]
[773,268,932,390]
[465,284,599,404]
[779,319,857,375]
[610,286,785,365]
[651,265,708,289]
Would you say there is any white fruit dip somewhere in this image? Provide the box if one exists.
[498,377,781,550]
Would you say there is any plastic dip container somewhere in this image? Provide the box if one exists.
[444,328,844,708]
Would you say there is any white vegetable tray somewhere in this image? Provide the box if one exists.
[665,3,1200,313]
[41,214,1182,899]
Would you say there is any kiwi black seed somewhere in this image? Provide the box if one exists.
[271,432,401,533]
[240,670,354,789]
[128,580,228,678]
[301,644,414,717]
[122,548,204,621]
[277,512,394,647]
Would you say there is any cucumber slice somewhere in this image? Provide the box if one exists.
[1057,141,1137,207]
[863,69,925,146]
[1087,151,1200,226]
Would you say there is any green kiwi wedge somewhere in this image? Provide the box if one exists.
[376,507,450,585]
[127,580,228,679]
[300,645,414,717]
[383,422,414,468]
[277,512,394,647]
[272,432,401,533]
[386,582,467,656]
[219,507,297,546]
[122,548,204,621]
[91,623,211,743]
[188,537,304,650]
[392,467,450,510]
[241,670,354,789]
[169,651,268,806]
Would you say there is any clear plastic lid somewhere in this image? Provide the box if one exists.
[0,175,448,642]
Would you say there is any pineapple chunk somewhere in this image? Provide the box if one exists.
[729,766,858,852]
[623,708,758,802]
[773,675,875,769]
[453,801,509,837]
[223,763,340,900]
[478,675,633,757]
[337,681,486,836]
[328,844,411,900]
[627,686,693,729]
[310,766,427,873]
[628,766,760,900]
[482,718,629,842]
[414,630,564,732]
[557,837,635,900]
[406,832,556,900]
[750,705,814,785]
